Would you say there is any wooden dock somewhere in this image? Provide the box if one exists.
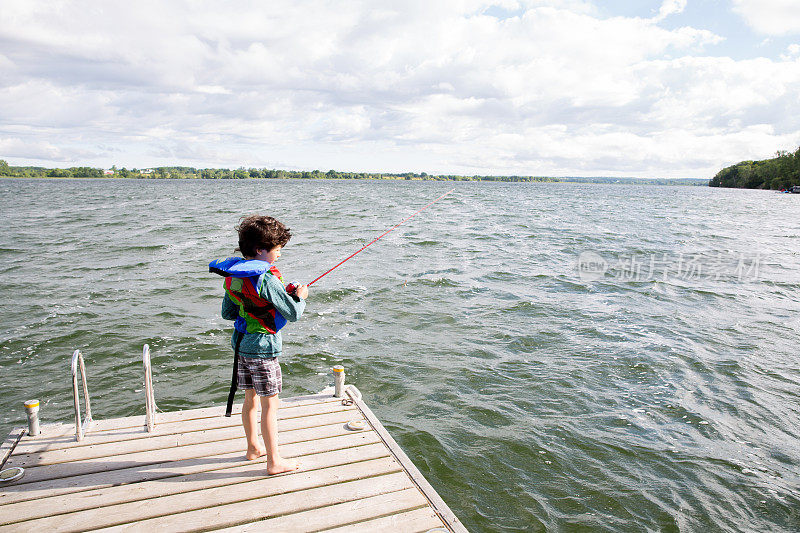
[0,389,467,532]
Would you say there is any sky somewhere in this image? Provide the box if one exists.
[1,0,799,178]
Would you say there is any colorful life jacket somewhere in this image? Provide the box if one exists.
[209,257,288,335]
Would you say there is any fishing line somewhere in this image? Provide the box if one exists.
[287,188,455,293]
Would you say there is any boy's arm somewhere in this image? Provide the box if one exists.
[221,293,239,320]
[263,275,306,322]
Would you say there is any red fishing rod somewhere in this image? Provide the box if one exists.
[286,188,455,294]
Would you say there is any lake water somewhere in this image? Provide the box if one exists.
[1,178,798,532]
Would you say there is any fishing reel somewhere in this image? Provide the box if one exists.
[285,282,301,301]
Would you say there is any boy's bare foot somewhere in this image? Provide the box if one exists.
[245,446,267,460]
[267,456,299,475]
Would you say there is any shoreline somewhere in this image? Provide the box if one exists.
[0,175,709,186]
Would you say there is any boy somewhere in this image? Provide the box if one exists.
[209,215,308,475]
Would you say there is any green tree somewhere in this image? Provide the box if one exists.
[711,146,800,189]
[46,168,70,177]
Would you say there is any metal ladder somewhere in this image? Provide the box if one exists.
[71,344,157,441]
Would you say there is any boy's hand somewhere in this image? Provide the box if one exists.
[295,284,309,300]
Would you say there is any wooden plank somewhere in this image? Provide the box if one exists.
[317,506,446,533]
[0,442,399,531]
[0,432,380,507]
[351,393,468,533]
[11,407,359,466]
[18,405,230,439]
[14,394,341,445]
[93,471,413,533]
[12,400,350,456]
[213,488,430,532]
[0,428,23,470]
[3,418,369,485]
[2,393,467,533]
[69,471,413,532]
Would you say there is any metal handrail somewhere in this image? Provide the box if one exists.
[71,350,93,442]
[143,344,157,432]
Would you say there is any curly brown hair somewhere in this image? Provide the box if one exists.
[236,215,292,258]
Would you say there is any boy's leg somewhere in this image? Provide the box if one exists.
[242,389,266,460]
[261,393,299,475]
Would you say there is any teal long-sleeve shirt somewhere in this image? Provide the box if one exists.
[221,273,306,358]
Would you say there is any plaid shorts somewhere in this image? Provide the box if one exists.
[237,355,282,397]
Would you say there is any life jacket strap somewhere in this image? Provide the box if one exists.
[225,333,243,417]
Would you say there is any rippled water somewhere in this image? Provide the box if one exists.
[1,178,799,532]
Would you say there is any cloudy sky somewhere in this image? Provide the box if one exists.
[1,0,799,178]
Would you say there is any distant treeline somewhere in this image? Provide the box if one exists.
[709,146,800,189]
[0,159,706,185]
[0,160,552,181]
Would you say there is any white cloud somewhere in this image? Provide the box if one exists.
[654,0,687,22]
[0,136,91,162]
[0,1,798,177]
[782,43,800,60]
[732,0,800,35]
